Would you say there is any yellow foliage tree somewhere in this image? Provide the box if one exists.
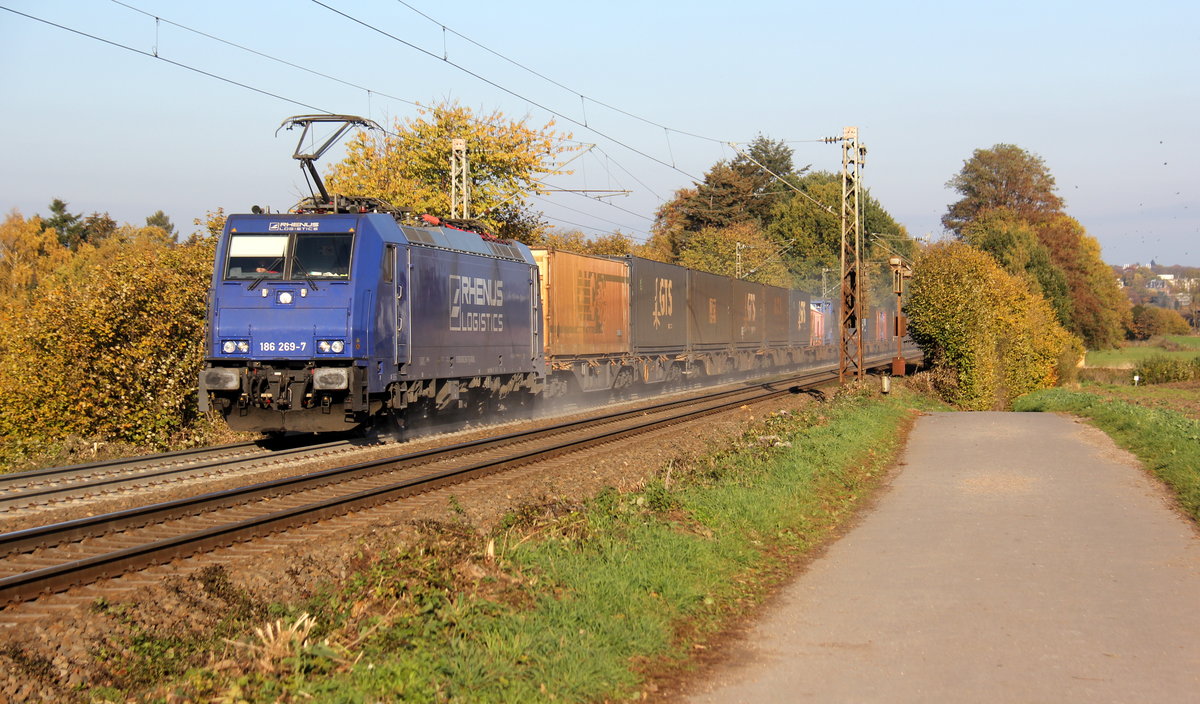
[530,229,636,256]
[677,221,791,287]
[0,210,71,300]
[906,241,1082,410]
[325,102,575,238]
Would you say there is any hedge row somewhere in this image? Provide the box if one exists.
[905,241,1083,410]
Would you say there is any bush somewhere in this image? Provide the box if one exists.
[905,241,1082,410]
[0,229,217,455]
[1133,354,1196,385]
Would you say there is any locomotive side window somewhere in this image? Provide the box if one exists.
[293,232,353,279]
[225,234,288,280]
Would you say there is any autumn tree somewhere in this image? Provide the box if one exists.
[1036,214,1129,349]
[944,145,1125,349]
[0,210,71,300]
[676,221,790,287]
[959,208,1073,327]
[529,229,636,256]
[325,101,575,243]
[1127,304,1190,340]
[943,144,1064,235]
[0,227,216,452]
[905,241,1082,410]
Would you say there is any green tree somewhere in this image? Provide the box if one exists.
[145,210,177,237]
[959,208,1073,327]
[42,198,82,250]
[943,144,1065,235]
[325,101,575,241]
[765,172,911,292]
[40,199,119,251]
[651,135,804,257]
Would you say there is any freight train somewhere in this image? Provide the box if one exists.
[197,206,901,434]
[198,116,902,434]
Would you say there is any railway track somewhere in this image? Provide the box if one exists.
[0,434,365,518]
[0,352,917,613]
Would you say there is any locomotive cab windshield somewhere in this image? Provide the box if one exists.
[224,231,354,281]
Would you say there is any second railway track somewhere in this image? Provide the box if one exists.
[0,357,912,616]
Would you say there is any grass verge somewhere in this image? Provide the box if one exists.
[86,385,941,702]
[1015,388,1200,522]
[1084,335,1200,368]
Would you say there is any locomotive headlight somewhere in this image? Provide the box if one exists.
[277,290,294,305]
[236,341,250,353]
[318,340,331,353]
[317,340,346,354]
[222,340,236,354]
[330,340,345,353]
[222,340,250,354]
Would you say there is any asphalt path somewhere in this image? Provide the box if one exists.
[685,411,1200,703]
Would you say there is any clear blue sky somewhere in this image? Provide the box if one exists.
[2,0,1197,266]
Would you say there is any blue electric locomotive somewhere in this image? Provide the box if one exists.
[199,211,543,433]
[199,115,543,433]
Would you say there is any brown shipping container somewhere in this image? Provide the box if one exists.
[789,290,811,347]
[732,279,766,347]
[620,256,689,354]
[532,249,630,357]
[763,285,790,345]
[686,269,733,350]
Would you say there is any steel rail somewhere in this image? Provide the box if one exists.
[0,351,921,607]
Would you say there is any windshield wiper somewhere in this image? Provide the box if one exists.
[247,257,284,291]
[291,255,320,291]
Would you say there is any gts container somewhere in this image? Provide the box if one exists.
[686,269,733,350]
[620,255,689,355]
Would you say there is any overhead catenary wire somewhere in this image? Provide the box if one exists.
[309,0,706,183]
[389,0,728,146]
[108,0,669,231]
[528,194,651,241]
[0,4,331,114]
[10,1,848,243]
[9,1,654,236]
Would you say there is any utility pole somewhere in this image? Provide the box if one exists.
[838,126,866,384]
[450,138,469,219]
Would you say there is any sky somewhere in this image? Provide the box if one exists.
[1,0,1197,266]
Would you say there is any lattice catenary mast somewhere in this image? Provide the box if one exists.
[450,138,470,219]
[839,126,866,383]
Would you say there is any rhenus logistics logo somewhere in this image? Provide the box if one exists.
[449,275,505,332]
